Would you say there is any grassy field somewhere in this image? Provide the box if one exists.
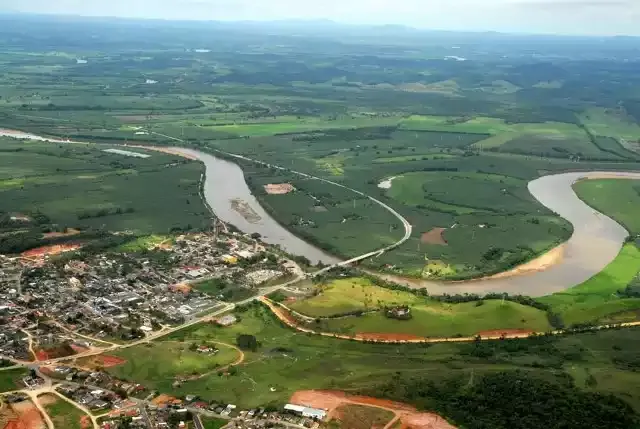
[573,179,640,235]
[105,304,640,414]
[289,277,551,337]
[289,278,418,317]
[321,299,551,338]
[200,416,229,429]
[0,368,28,392]
[579,108,640,141]
[108,341,241,388]
[0,139,210,235]
[116,234,174,252]
[540,244,640,326]
[40,394,88,429]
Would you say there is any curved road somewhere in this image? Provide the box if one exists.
[178,143,640,296]
[2,129,640,296]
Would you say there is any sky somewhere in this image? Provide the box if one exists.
[1,0,639,36]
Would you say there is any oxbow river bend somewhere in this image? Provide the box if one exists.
[2,129,640,295]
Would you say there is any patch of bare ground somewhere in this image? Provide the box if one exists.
[290,390,457,429]
[0,400,46,429]
[264,183,295,195]
[420,228,447,245]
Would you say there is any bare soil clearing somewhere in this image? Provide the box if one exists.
[264,183,295,195]
[21,243,82,258]
[290,390,457,429]
[0,400,46,429]
[420,228,447,245]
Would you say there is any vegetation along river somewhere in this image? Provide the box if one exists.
[182,148,640,296]
[2,129,639,294]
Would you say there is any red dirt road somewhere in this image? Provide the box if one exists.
[290,390,457,429]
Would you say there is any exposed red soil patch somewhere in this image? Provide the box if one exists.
[1,401,46,429]
[79,415,91,429]
[264,183,295,195]
[34,351,48,362]
[99,355,127,368]
[476,329,533,337]
[290,391,457,429]
[420,228,447,245]
[21,244,82,258]
[355,332,425,342]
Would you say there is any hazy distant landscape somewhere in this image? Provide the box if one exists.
[1,13,640,429]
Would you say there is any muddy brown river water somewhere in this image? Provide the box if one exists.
[2,129,639,295]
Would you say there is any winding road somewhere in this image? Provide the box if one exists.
[3,127,640,296]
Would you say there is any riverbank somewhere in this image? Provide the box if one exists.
[3,128,640,296]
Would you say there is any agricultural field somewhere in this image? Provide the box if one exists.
[105,303,640,427]
[39,394,89,429]
[108,341,242,391]
[288,277,418,317]
[289,277,551,337]
[2,17,640,277]
[0,138,211,253]
[574,179,640,235]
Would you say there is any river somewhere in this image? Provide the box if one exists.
[2,129,640,295]
[172,148,339,265]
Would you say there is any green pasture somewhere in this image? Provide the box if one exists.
[288,277,418,317]
[574,179,640,235]
[0,139,210,234]
[109,341,241,388]
[106,304,640,413]
[41,394,88,429]
[400,115,585,139]
[0,367,28,392]
[540,244,640,326]
[321,299,551,338]
[579,108,640,141]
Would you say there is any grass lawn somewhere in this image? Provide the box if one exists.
[540,244,640,326]
[108,341,241,390]
[573,179,640,235]
[321,300,551,338]
[40,394,88,429]
[0,368,28,392]
[200,416,229,429]
[288,277,418,317]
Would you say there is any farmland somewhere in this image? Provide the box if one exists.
[574,179,640,235]
[106,303,640,428]
[0,138,211,253]
[2,17,640,276]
